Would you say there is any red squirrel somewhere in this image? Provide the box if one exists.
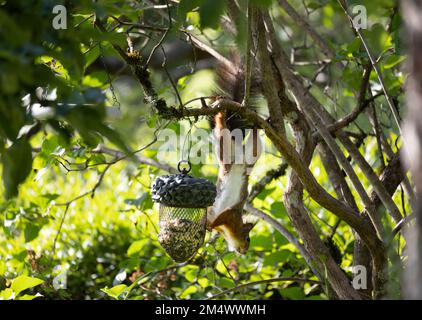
[207,60,262,254]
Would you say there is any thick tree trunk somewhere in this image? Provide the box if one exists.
[402,0,422,300]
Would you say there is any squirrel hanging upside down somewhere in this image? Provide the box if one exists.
[207,58,262,254]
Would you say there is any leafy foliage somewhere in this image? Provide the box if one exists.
[0,0,410,300]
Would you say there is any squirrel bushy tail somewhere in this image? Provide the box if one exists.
[215,54,245,104]
[211,55,261,132]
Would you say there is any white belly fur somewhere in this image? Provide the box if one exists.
[209,164,246,223]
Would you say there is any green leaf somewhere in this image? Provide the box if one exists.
[270,202,286,218]
[180,285,198,299]
[0,97,25,141]
[274,231,289,246]
[24,223,41,243]
[82,71,108,88]
[342,63,361,91]
[1,138,33,199]
[219,277,236,289]
[127,239,148,257]
[84,45,100,69]
[197,277,210,288]
[177,0,203,23]
[146,114,158,128]
[11,275,44,296]
[345,38,361,56]
[250,235,273,250]
[0,288,14,300]
[279,287,305,300]
[89,153,107,166]
[101,284,127,300]
[363,23,391,56]
[383,55,406,69]
[257,186,276,200]
[263,250,292,266]
[199,0,226,29]
[184,267,198,282]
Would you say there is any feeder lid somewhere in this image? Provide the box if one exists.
[152,162,216,208]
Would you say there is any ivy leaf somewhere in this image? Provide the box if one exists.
[1,138,33,199]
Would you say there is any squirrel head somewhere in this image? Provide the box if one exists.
[230,222,254,254]
[209,208,255,254]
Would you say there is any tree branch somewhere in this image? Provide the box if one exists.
[278,0,335,58]
[337,0,402,134]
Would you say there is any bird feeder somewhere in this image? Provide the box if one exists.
[151,161,217,263]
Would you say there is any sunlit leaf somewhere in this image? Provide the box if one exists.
[11,275,44,297]
[101,284,128,300]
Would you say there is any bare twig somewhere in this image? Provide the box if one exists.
[92,145,177,173]
[54,164,112,207]
[242,2,254,107]
[337,0,402,134]
[392,213,416,236]
[110,16,167,32]
[51,204,69,255]
[182,32,234,69]
[160,46,184,109]
[146,0,172,66]
[278,0,335,58]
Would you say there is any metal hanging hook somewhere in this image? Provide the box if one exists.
[177,160,191,174]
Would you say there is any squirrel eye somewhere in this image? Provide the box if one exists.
[246,237,250,243]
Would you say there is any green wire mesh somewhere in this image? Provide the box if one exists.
[158,204,206,263]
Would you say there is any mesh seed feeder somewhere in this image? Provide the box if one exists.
[152,161,216,263]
